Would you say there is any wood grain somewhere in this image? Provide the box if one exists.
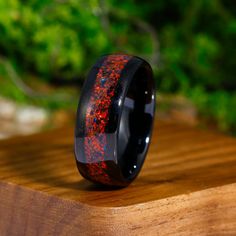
[0,119,236,235]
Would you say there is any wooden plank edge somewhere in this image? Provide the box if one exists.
[1,181,236,235]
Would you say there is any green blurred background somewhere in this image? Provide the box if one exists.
[0,0,236,135]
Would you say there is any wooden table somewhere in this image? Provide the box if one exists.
[0,119,236,235]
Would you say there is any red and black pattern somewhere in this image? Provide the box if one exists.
[83,54,132,184]
[75,54,155,186]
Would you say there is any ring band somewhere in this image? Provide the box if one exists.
[74,54,156,186]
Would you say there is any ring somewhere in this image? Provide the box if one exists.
[74,54,156,186]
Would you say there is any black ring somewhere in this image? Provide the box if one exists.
[74,54,156,187]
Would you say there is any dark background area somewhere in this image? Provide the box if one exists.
[0,0,236,136]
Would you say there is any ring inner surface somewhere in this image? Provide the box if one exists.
[117,65,155,180]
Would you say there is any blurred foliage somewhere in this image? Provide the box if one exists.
[0,0,236,133]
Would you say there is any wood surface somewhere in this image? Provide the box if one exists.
[0,119,236,235]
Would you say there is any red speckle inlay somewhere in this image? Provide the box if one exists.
[84,54,132,184]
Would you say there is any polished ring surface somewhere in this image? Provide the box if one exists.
[74,54,156,187]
